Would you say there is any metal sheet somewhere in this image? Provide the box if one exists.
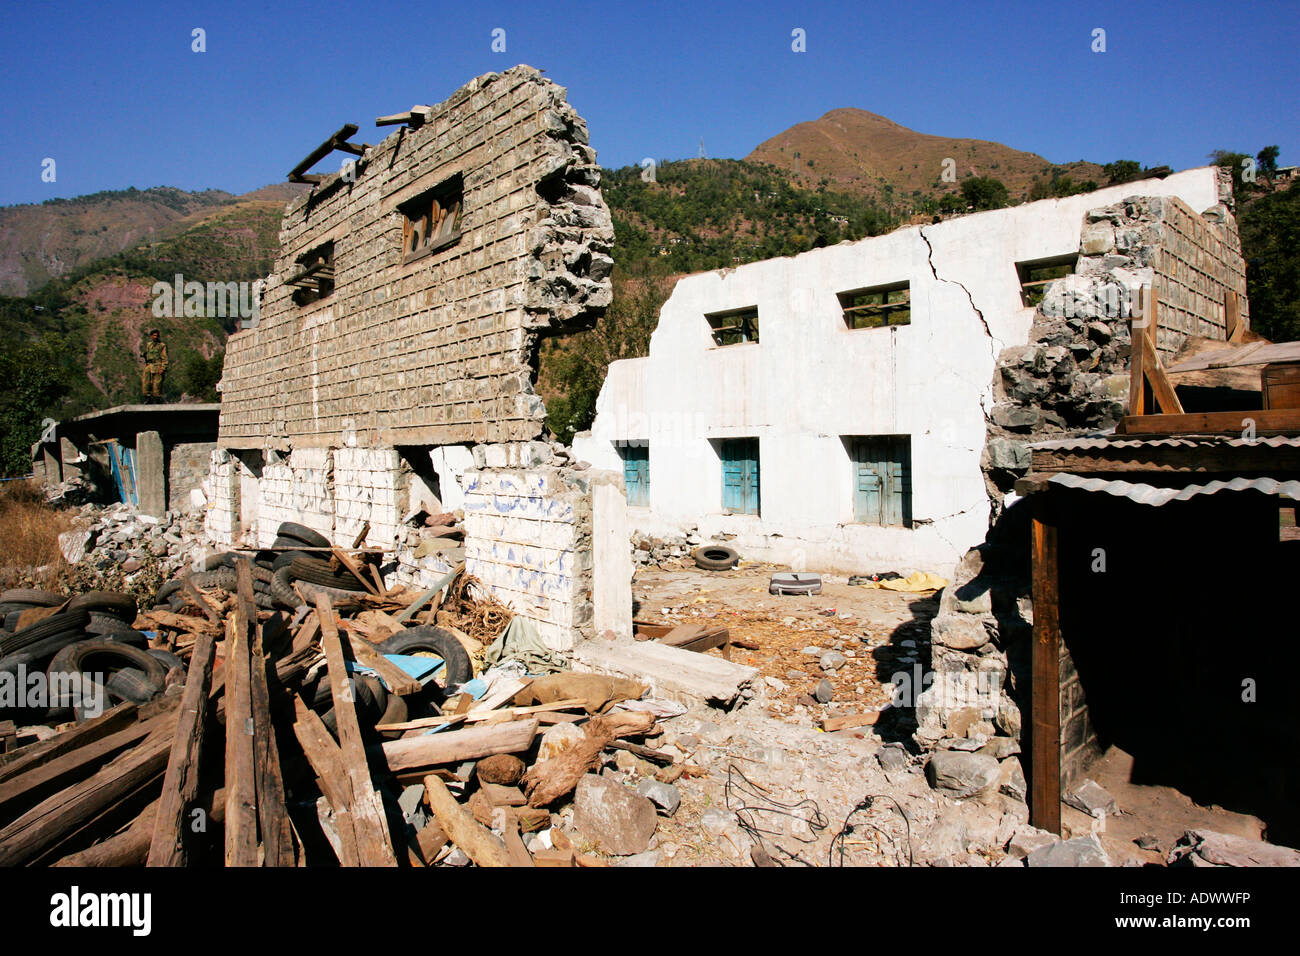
[1048,473,1300,506]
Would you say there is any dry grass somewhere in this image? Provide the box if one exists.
[0,480,75,588]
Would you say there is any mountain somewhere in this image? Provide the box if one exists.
[746,108,1105,201]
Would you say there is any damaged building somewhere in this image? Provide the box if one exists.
[574,165,1242,575]
[206,66,631,650]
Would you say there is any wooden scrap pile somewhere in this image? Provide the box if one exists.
[0,558,687,867]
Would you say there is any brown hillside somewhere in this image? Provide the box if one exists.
[746,108,1103,199]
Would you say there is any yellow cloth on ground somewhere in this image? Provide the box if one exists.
[868,571,949,591]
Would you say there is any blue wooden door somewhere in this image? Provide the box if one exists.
[721,438,760,515]
[107,441,139,507]
[621,444,649,508]
[852,437,910,526]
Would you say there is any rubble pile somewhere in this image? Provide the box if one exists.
[632,530,705,569]
[0,522,700,868]
[58,503,211,580]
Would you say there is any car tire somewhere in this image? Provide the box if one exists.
[693,545,740,571]
[379,626,473,687]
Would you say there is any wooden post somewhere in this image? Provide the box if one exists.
[224,560,259,867]
[316,593,399,866]
[1225,290,1243,342]
[1029,491,1062,835]
[147,630,217,866]
[249,622,294,866]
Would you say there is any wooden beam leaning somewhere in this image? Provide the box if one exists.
[1029,493,1062,836]
[223,560,259,867]
[249,620,294,866]
[291,698,362,867]
[288,123,361,183]
[422,774,510,867]
[315,593,398,866]
[1129,286,1154,416]
[147,630,217,866]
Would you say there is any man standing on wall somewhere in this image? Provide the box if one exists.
[141,329,168,403]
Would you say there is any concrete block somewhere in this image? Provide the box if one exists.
[135,430,167,518]
[571,640,759,710]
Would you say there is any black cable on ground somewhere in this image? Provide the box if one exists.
[828,792,915,867]
[724,762,828,867]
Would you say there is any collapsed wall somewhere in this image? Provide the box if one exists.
[917,169,1249,770]
[206,66,621,650]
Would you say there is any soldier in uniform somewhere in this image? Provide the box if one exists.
[141,329,168,403]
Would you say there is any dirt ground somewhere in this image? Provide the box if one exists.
[632,561,939,726]
[628,561,1281,866]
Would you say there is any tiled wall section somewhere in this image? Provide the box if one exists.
[462,467,594,652]
[218,66,613,450]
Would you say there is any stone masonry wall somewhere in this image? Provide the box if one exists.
[462,466,594,652]
[218,65,613,450]
[166,441,215,512]
[205,449,240,544]
[918,180,1249,781]
[1059,640,1101,789]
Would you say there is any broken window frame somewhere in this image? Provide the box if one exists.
[399,175,463,265]
[1016,253,1079,308]
[706,306,760,346]
[287,240,336,307]
[838,282,911,330]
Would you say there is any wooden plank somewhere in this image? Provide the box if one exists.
[181,577,223,625]
[503,820,535,867]
[1116,408,1300,436]
[346,637,423,696]
[422,774,510,868]
[1029,495,1062,836]
[291,698,362,867]
[607,739,675,765]
[288,122,360,182]
[1140,332,1184,415]
[58,788,226,868]
[147,629,217,867]
[316,593,399,867]
[1226,290,1243,342]
[1129,289,1152,416]
[376,698,586,732]
[376,719,539,773]
[331,547,381,598]
[0,702,137,780]
[392,564,463,623]
[0,709,179,866]
[0,720,156,819]
[1030,443,1300,476]
[224,561,259,867]
[350,521,371,549]
[818,711,882,732]
[249,620,294,866]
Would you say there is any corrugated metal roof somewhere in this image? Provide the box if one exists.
[1029,434,1300,451]
[1048,473,1300,505]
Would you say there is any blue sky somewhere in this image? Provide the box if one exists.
[1,0,1296,206]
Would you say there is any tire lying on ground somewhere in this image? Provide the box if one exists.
[0,609,91,657]
[0,589,65,608]
[47,638,168,713]
[312,674,387,734]
[270,567,304,609]
[155,579,185,605]
[66,591,138,623]
[693,544,740,571]
[287,555,367,593]
[277,522,332,549]
[87,611,143,639]
[379,626,473,688]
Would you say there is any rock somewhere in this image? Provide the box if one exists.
[763,676,787,692]
[635,779,681,817]
[699,808,732,835]
[819,650,847,672]
[694,720,727,744]
[614,750,642,772]
[58,529,91,565]
[1167,829,1300,867]
[445,847,471,866]
[931,613,991,650]
[573,775,658,856]
[877,744,909,773]
[1135,833,1160,851]
[1063,778,1117,817]
[615,849,662,867]
[977,736,1021,760]
[1027,835,1111,867]
[674,733,700,750]
[920,812,969,865]
[813,679,834,703]
[121,558,142,574]
[801,646,824,656]
[926,751,1000,798]
[785,669,806,681]
[537,722,586,762]
[476,753,526,786]
[986,438,1031,471]
[996,756,1027,801]
[1008,825,1058,860]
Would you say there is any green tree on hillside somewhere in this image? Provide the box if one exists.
[0,335,71,476]
[1238,180,1300,343]
[960,175,1009,210]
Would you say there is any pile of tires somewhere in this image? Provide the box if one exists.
[0,589,163,722]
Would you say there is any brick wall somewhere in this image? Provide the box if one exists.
[462,467,594,652]
[333,447,410,548]
[217,65,613,450]
[1153,197,1249,356]
[205,448,240,544]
